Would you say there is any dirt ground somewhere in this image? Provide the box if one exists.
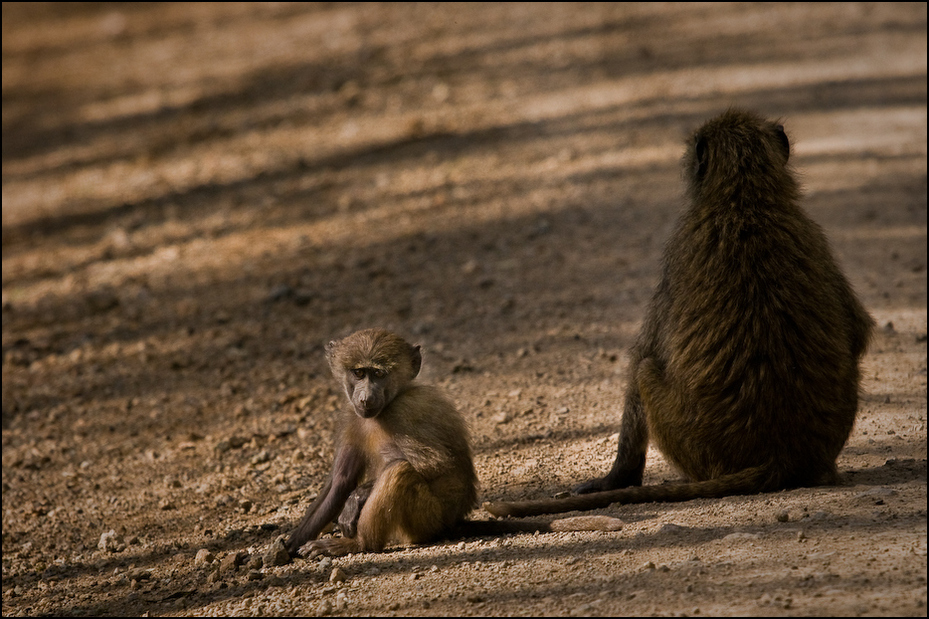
[2,2,926,617]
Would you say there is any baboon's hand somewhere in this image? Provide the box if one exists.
[337,481,373,537]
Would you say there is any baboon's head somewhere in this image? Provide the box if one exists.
[685,108,796,207]
[326,329,422,418]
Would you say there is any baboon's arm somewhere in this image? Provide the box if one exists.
[286,446,365,555]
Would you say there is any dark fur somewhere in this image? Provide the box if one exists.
[485,109,874,518]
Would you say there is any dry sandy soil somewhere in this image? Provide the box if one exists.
[2,2,927,617]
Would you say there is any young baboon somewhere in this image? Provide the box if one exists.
[286,328,620,557]
[484,108,874,519]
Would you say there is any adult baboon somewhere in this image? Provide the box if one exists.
[485,109,874,518]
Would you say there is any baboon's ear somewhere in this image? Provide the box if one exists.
[325,340,338,366]
[775,124,790,162]
[693,135,709,180]
[410,345,423,378]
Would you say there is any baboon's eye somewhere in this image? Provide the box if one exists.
[352,368,366,379]
[372,369,386,379]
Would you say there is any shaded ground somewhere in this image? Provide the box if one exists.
[2,2,926,616]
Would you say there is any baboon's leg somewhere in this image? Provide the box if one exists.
[575,374,648,493]
[357,460,445,549]
[307,460,445,556]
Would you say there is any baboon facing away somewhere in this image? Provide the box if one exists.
[286,329,621,557]
[484,109,874,519]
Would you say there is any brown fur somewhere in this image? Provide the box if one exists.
[484,109,874,519]
[286,329,622,557]
[285,329,478,556]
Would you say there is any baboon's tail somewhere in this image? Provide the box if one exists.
[483,466,773,518]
